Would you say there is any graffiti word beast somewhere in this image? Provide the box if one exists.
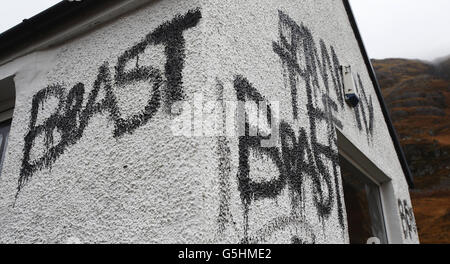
[18,9,202,196]
[225,11,376,243]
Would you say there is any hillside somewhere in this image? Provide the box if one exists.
[372,58,450,244]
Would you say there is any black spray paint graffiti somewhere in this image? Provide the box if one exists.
[234,76,326,244]
[398,199,417,240]
[18,9,202,197]
[354,74,374,139]
[272,10,347,229]
[272,10,374,139]
[17,7,379,244]
[218,10,378,243]
[216,79,240,239]
[215,77,317,244]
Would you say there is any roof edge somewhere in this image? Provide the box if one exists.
[0,0,126,64]
[342,0,414,188]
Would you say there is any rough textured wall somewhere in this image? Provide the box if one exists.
[0,0,418,243]
[197,0,418,244]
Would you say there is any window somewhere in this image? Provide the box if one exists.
[0,75,15,176]
[337,130,408,243]
[340,155,388,244]
[0,120,11,175]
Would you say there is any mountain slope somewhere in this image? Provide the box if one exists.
[372,58,450,244]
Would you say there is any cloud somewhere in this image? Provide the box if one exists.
[350,0,450,61]
[0,0,61,34]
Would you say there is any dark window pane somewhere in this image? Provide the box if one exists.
[0,120,11,176]
[340,155,388,244]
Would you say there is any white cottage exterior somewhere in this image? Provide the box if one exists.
[0,0,418,244]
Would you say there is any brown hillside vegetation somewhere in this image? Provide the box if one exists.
[410,190,450,244]
[372,58,450,244]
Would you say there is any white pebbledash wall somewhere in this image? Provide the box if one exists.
[0,0,419,244]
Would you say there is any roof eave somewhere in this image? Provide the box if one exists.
[343,0,415,189]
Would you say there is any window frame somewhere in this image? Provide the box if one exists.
[339,152,388,244]
[0,119,12,176]
[336,129,405,244]
[0,75,15,177]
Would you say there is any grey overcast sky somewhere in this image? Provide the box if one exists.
[1,0,449,61]
[0,0,60,33]
[349,0,450,61]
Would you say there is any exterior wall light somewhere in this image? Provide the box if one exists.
[342,65,360,107]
